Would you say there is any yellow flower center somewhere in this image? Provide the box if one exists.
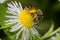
[19,10,34,28]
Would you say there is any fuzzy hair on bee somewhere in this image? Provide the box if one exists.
[24,5,43,24]
[32,9,43,24]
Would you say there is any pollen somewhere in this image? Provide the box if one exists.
[19,10,34,28]
[29,8,37,13]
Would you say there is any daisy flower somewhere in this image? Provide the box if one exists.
[0,0,6,3]
[5,1,40,40]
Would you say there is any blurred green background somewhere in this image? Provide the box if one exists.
[0,0,60,40]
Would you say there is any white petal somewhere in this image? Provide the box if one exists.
[30,29,35,40]
[10,23,22,32]
[22,29,25,40]
[7,1,23,15]
[26,29,29,40]
[5,19,18,22]
[0,0,6,3]
[22,29,26,40]
[12,2,20,13]
[31,27,39,35]
[15,1,19,8]
[22,29,29,40]
[11,1,16,6]
[18,2,23,11]
[7,3,15,9]
[7,7,17,14]
[7,7,19,15]
[5,19,19,25]
[16,28,24,39]
[6,15,18,19]
[7,11,18,16]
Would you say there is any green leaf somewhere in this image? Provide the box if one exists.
[3,24,22,40]
[4,29,16,40]
[42,21,54,39]
[42,27,60,39]
[47,33,60,40]
[34,35,43,40]
[0,22,18,29]
[56,34,60,40]
[0,38,2,40]
[48,27,60,37]
[0,4,7,26]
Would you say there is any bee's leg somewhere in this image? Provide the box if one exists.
[33,14,38,20]
[39,16,43,21]
[36,16,39,21]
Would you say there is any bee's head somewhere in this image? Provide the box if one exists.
[24,5,37,14]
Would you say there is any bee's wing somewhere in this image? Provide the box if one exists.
[37,9,43,15]
[34,9,43,24]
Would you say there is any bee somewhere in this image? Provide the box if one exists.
[24,5,43,24]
